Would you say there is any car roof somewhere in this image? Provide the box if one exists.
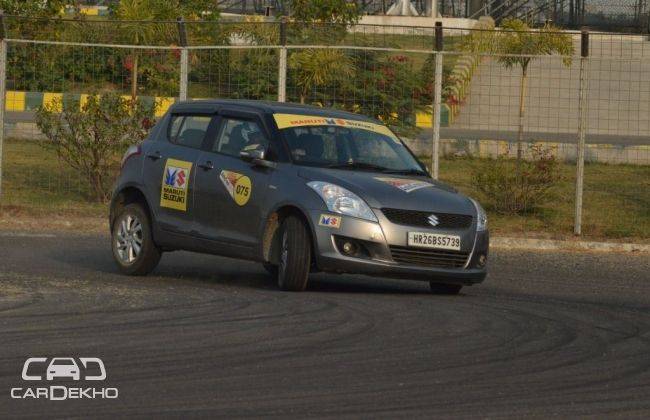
[169,99,380,124]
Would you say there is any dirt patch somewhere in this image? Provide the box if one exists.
[0,215,107,234]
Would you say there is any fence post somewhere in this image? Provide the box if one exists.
[0,11,6,201]
[431,22,444,180]
[177,17,189,101]
[574,29,590,236]
[278,17,288,103]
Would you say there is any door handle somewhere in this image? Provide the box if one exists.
[146,151,163,161]
[198,161,214,171]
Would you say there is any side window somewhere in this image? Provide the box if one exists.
[168,115,212,149]
[213,118,269,157]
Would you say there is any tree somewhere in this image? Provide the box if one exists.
[341,52,426,136]
[35,93,155,202]
[496,19,573,162]
[0,0,68,17]
[287,0,360,25]
[116,0,175,100]
[281,0,360,106]
[115,0,220,100]
[289,49,354,104]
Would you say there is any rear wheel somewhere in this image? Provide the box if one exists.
[111,203,161,276]
[429,282,463,295]
[277,216,311,291]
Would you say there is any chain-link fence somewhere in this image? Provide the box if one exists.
[0,18,647,240]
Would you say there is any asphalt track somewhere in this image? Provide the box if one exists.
[1,234,650,418]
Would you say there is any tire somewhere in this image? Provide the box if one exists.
[429,282,463,295]
[111,203,161,276]
[262,263,278,278]
[277,216,311,291]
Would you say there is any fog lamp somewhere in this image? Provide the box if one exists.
[342,241,357,255]
[478,254,487,268]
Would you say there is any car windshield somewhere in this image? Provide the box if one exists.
[276,115,426,175]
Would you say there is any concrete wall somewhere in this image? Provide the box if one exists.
[402,137,650,165]
[356,16,477,33]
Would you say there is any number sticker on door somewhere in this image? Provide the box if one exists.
[220,170,252,206]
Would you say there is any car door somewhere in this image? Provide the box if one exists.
[193,112,275,248]
[142,113,214,234]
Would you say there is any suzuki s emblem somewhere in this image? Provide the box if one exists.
[427,214,439,227]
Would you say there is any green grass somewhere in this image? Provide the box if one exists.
[0,139,107,217]
[1,139,648,241]
[420,156,649,242]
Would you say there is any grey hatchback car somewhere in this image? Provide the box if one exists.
[110,100,489,294]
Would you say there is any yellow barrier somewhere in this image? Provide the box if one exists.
[43,93,63,112]
[155,97,175,117]
[6,91,25,111]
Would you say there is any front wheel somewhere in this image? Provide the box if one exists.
[262,263,278,278]
[277,216,311,291]
[429,282,463,295]
[111,203,161,276]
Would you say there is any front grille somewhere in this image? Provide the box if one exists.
[389,245,469,269]
[381,208,473,229]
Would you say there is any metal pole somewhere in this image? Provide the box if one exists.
[180,49,188,101]
[0,12,6,201]
[574,29,589,236]
[177,17,189,101]
[278,17,288,103]
[431,22,443,180]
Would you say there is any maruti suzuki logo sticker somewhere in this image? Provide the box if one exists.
[164,167,187,189]
[427,214,440,227]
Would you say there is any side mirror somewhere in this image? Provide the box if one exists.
[240,148,265,162]
[240,148,276,169]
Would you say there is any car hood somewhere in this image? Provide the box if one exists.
[298,167,475,215]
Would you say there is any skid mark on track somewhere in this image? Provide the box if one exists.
[2,238,650,417]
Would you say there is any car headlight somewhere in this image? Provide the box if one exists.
[470,199,488,232]
[308,181,378,222]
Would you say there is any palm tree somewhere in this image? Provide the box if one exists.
[496,19,574,163]
[462,18,574,165]
[116,0,175,100]
[289,49,354,104]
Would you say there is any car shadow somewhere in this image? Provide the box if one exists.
[307,274,433,295]
[49,243,451,296]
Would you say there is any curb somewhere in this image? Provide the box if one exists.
[6,90,176,117]
[492,237,650,253]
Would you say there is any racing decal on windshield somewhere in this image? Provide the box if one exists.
[161,159,192,211]
[319,214,342,229]
[273,113,398,140]
[374,177,433,193]
[220,170,252,206]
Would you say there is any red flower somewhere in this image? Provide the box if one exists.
[142,117,154,130]
[124,55,134,71]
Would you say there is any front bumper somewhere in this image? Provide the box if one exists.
[308,209,489,285]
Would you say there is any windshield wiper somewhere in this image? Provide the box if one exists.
[327,162,389,172]
[382,168,429,176]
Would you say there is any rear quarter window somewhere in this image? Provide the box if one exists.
[168,115,212,149]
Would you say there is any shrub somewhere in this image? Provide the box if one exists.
[35,92,156,202]
[473,145,561,214]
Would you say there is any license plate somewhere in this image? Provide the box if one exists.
[407,232,461,251]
